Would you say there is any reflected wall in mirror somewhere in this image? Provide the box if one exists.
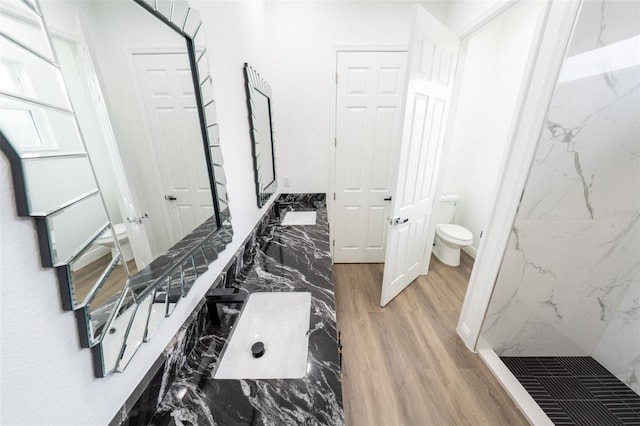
[0,0,231,377]
[244,63,277,207]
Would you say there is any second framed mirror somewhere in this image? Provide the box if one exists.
[244,63,277,207]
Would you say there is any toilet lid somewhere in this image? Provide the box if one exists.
[112,223,127,238]
[96,223,128,244]
[437,224,473,242]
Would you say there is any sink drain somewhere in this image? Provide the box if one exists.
[251,342,265,358]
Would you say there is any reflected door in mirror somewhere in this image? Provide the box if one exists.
[132,52,214,257]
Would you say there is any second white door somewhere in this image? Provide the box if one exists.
[132,52,214,256]
[334,51,407,263]
[380,5,460,306]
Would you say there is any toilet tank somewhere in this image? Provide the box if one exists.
[438,193,459,224]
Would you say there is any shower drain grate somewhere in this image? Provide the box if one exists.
[501,356,640,425]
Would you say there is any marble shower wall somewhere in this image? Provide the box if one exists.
[481,0,640,394]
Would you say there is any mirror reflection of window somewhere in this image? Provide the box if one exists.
[0,60,59,151]
[0,59,22,92]
[0,108,43,148]
[0,0,54,61]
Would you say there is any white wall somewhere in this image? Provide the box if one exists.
[0,2,273,424]
[267,1,415,193]
[418,0,450,24]
[441,1,542,254]
[267,0,509,195]
[445,0,513,35]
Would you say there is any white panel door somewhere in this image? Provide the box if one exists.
[334,51,407,263]
[380,5,459,306]
[71,34,154,269]
[133,52,213,255]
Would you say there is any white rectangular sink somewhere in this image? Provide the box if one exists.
[280,211,317,226]
[213,292,311,380]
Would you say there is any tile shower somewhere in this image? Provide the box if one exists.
[480,0,639,423]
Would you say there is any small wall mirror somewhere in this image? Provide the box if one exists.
[244,63,277,207]
[0,0,231,377]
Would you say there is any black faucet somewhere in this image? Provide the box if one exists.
[205,288,246,327]
[275,201,295,219]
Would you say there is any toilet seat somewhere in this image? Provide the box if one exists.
[112,223,127,238]
[436,224,473,245]
[96,223,128,244]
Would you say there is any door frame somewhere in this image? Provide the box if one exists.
[421,1,533,277]
[420,0,539,276]
[329,45,408,261]
[455,0,583,351]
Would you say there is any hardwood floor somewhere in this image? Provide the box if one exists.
[73,256,138,306]
[334,254,527,426]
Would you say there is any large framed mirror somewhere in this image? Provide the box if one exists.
[0,0,231,377]
[244,63,277,207]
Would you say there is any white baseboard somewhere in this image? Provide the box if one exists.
[462,245,477,259]
[477,341,553,426]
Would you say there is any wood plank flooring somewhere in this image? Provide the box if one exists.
[74,256,138,306]
[334,254,527,426]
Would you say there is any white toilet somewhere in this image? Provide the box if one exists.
[433,194,473,267]
[95,223,134,262]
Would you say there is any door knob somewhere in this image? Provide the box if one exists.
[384,196,392,201]
[127,213,149,224]
[391,217,409,225]
[164,195,177,201]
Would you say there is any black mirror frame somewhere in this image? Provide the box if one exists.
[244,63,277,207]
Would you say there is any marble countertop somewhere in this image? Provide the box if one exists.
[150,196,344,425]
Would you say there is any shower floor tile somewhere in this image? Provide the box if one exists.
[501,356,640,425]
